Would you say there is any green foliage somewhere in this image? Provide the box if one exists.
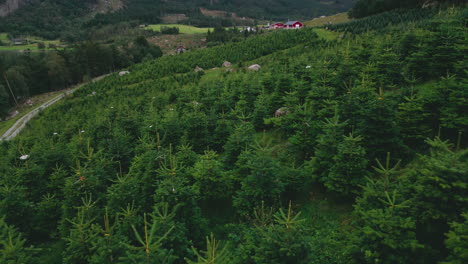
[328,133,369,195]
[0,7,466,263]
[408,137,468,224]
[233,137,289,216]
[332,8,437,34]
[0,0,353,39]
[0,40,162,117]
[191,150,234,200]
[348,0,463,18]
[350,178,423,263]
[442,213,468,264]
[0,217,36,264]
[122,211,175,263]
[238,202,311,264]
[186,233,238,264]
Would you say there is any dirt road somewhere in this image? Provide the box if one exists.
[0,74,109,141]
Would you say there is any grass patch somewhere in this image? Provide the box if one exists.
[0,33,8,42]
[314,28,342,41]
[146,24,213,34]
[305,12,351,27]
[0,35,62,51]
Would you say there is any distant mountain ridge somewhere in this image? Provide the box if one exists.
[1,0,353,20]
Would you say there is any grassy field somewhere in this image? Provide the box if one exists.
[313,28,343,41]
[145,24,213,34]
[0,33,8,42]
[305,12,351,27]
[0,34,62,51]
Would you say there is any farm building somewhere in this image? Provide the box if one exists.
[175,46,186,54]
[269,21,303,30]
[10,38,25,45]
[271,23,285,29]
[284,21,303,29]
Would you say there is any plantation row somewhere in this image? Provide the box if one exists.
[0,7,466,264]
[123,28,320,84]
[328,8,438,34]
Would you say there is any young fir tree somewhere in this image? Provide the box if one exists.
[351,187,422,264]
[239,202,310,264]
[154,148,207,249]
[308,112,347,187]
[233,137,287,216]
[121,211,175,264]
[396,93,431,150]
[327,133,370,195]
[63,206,98,264]
[442,212,468,264]
[191,150,234,201]
[185,233,238,264]
[0,217,37,264]
[89,208,131,264]
[404,137,468,259]
[222,122,256,167]
[409,137,467,224]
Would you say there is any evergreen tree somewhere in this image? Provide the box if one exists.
[186,233,238,264]
[308,112,347,186]
[328,133,369,195]
[233,138,287,216]
[397,93,431,150]
[0,217,36,264]
[442,213,468,264]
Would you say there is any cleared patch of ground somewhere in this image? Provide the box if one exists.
[161,14,188,24]
[200,7,254,24]
[93,0,123,14]
[148,34,207,54]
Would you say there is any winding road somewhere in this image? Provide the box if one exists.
[0,74,109,141]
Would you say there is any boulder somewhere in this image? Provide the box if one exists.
[274,107,289,118]
[194,66,204,72]
[119,71,130,76]
[222,61,232,67]
[248,64,261,71]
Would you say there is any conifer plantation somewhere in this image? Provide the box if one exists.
[0,3,467,264]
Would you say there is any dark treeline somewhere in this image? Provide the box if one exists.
[206,26,258,46]
[0,6,465,264]
[349,0,465,18]
[0,37,162,117]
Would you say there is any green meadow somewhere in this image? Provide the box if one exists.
[145,24,214,34]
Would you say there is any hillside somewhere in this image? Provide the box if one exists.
[0,5,466,264]
[0,0,354,39]
[304,12,351,27]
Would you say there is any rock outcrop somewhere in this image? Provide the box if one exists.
[0,0,38,17]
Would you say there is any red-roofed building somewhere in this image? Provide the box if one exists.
[284,21,303,29]
[271,23,285,29]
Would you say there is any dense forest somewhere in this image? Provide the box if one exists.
[0,37,162,117]
[0,0,353,39]
[0,4,466,263]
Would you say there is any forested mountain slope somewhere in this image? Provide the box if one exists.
[0,6,466,264]
[0,0,353,39]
